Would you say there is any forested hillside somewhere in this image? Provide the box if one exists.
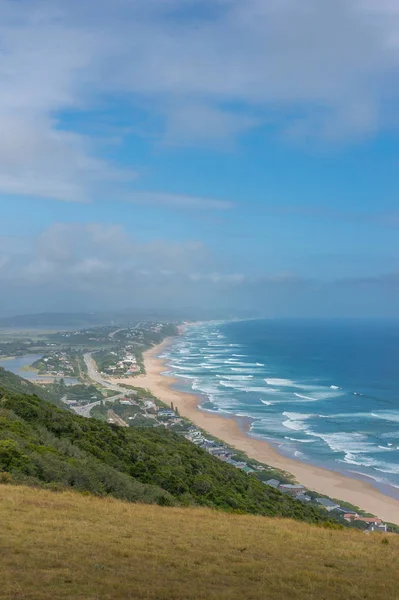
[0,367,64,407]
[0,383,334,524]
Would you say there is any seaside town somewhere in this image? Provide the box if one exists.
[71,385,390,534]
[0,320,394,533]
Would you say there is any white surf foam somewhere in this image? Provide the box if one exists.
[294,393,316,401]
[231,367,263,374]
[265,378,295,386]
[375,463,399,475]
[219,375,254,381]
[226,361,264,367]
[284,436,316,443]
[370,411,399,424]
[282,412,312,432]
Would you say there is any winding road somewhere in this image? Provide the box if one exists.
[72,353,131,418]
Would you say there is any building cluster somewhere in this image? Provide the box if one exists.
[183,428,258,474]
[35,351,76,378]
[266,479,388,532]
[343,514,388,533]
[101,347,141,377]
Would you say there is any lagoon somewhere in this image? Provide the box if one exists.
[0,354,79,385]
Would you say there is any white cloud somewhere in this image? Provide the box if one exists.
[1,0,399,203]
[0,222,397,315]
[0,223,213,287]
[126,191,233,210]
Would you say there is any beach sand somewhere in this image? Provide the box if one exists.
[113,338,399,524]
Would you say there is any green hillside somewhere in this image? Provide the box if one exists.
[0,381,334,524]
[0,366,64,407]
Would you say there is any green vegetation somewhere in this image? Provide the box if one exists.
[47,380,104,404]
[0,367,64,408]
[0,339,36,357]
[1,485,399,600]
[0,384,337,524]
[31,350,80,377]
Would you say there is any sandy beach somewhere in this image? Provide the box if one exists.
[113,337,399,524]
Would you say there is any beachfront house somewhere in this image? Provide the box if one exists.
[366,523,388,533]
[265,479,280,489]
[157,409,176,418]
[343,513,359,522]
[354,516,383,525]
[240,465,256,474]
[296,493,312,503]
[316,498,340,512]
[279,484,306,497]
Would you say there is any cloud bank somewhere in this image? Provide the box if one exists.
[1,223,398,317]
[1,0,399,204]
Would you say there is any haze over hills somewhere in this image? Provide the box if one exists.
[0,309,260,328]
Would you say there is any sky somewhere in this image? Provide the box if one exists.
[0,0,399,317]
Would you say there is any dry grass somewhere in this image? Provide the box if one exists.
[0,485,398,600]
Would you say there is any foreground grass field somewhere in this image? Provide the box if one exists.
[1,485,398,600]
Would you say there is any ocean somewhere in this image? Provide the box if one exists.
[161,319,399,498]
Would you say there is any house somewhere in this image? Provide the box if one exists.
[279,484,306,496]
[157,409,176,418]
[240,465,256,474]
[316,498,340,512]
[355,517,382,525]
[144,400,156,410]
[265,479,280,489]
[208,446,228,456]
[343,513,359,521]
[367,523,388,533]
[296,493,312,503]
[227,459,247,468]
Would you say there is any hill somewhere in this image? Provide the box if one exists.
[0,384,333,524]
[0,366,64,408]
[1,484,398,600]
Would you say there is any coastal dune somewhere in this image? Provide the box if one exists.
[113,338,399,524]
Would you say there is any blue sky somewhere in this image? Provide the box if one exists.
[0,0,399,316]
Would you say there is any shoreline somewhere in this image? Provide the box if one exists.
[113,337,399,524]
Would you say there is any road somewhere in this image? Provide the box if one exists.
[71,353,129,418]
[108,328,124,339]
[83,352,128,393]
[107,409,128,427]
[73,401,101,418]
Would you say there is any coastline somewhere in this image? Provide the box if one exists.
[114,337,399,524]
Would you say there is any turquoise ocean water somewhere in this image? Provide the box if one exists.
[161,319,399,499]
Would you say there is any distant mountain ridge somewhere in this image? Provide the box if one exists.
[0,308,260,328]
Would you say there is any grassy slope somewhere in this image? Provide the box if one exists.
[1,484,398,600]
